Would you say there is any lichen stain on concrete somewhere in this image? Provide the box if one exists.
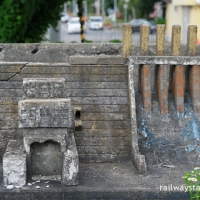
[185,144,195,152]
[138,117,148,140]
[182,116,200,152]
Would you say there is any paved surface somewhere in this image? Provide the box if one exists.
[60,22,157,44]
[0,162,191,199]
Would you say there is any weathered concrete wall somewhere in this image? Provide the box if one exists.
[0,43,200,166]
[0,59,131,163]
[136,92,200,166]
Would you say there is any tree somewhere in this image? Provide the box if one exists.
[134,0,158,18]
[0,0,67,43]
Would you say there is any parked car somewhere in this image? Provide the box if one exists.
[61,12,70,23]
[130,19,156,34]
[88,16,104,30]
[67,17,87,34]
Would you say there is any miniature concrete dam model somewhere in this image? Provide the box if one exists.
[3,78,79,187]
[0,24,200,199]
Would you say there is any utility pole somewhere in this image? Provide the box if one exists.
[64,3,67,12]
[73,0,77,15]
[83,1,88,19]
[95,0,100,16]
[124,0,129,22]
[114,0,117,26]
[102,0,105,23]
[77,0,85,43]
[123,4,128,22]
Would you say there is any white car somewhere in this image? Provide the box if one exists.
[67,17,87,34]
[89,16,104,30]
[61,12,70,23]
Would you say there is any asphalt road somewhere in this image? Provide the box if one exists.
[60,22,156,44]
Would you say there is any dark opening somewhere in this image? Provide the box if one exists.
[30,140,62,176]
[75,111,81,120]
[31,47,39,54]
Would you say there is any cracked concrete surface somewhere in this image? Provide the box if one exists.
[7,63,28,81]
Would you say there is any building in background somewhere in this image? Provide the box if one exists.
[165,0,200,44]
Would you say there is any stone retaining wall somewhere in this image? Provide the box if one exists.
[0,59,131,163]
[1,24,200,168]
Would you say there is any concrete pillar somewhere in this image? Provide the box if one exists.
[140,24,151,112]
[187,25,200,114]
[170,25,185,115]
[122,24,132,57]
[155,25,169,115]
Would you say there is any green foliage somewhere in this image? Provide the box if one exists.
[183,167,200,200]
[109,39,121,43]
[84,39,93,43]
[154,17,166,25]
[134,0,158,18]
[0,0,67,42]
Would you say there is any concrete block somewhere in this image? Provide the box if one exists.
[69,56,126,65]
[62,147,79,185]
[3,140,26,187]
[23,131,67,154]
[23,78,65,99]
[23,131,68,180]
[18,99,73,128]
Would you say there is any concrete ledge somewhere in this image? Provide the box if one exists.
[0,44,200,63]
[69,56,127,65]
[130,56,200,65]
